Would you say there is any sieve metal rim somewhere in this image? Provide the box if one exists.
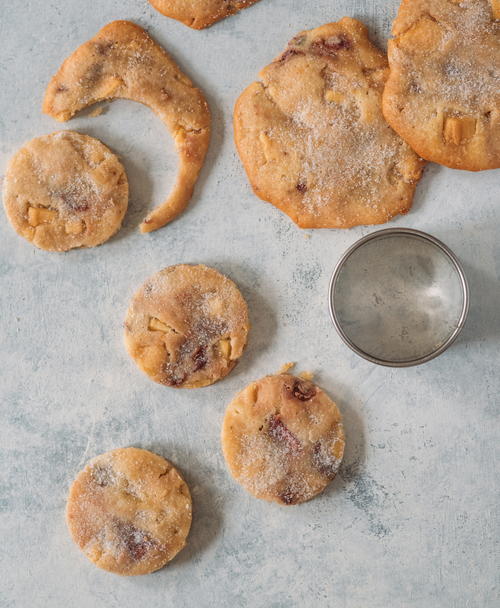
[328,227,470,367]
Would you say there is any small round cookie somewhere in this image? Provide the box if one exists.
[234,18,425,229]
[66,447,192,576]
[2,131,128,251]
[221,374,345,505]
[383,0,500,171]
[149,0,261,30]
[125,264,250,388]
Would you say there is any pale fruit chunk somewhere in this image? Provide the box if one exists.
[259,132,280,163]
[27,206,57,226]
[65,220,84,235]
[398,15,443,51]
[98,76,124,98]
[443,115,477,145]
[491,0,500,20]
[218,338,232,359]
[324,90,345,104]
[148,317,171,332]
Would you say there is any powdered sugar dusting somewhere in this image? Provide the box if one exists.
[236,432,314,502]
[392,0,499,120]
[293,97,406,214]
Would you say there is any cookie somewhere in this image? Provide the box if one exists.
[66,447,192,576]
[221,374,345,505]
[149,0,260,30]
[124,264,249,388]
[383,0,500,171]
[234,18,425,229]
[43,20,211,232]
[2,131,128,252]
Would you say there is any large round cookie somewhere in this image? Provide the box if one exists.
[66,447,192,576]
[124,264,250,388]
[149,0,260,29]
[221,374,345,505]
[2,131,128,251]
[383,0,500,171]
[234,18,424,229]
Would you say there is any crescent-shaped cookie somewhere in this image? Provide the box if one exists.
[149,0,261,30]
[43,20,211,232]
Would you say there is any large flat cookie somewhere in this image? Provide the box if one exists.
[3,131,128,251]
[124,264,250,388]
[234,18,424,229]
[383,0,500,171]
[221,374,345,505]
[43,21,211,232]
[66,447,192,575]
[149,0,260,29]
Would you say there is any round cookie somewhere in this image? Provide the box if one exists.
[2,131,128,251]
[234,18,425,229]
[66,447,192,576]
[383,0,500,171]
[124,264,250,388]
[221,374,345,505]
[149,0,261,30]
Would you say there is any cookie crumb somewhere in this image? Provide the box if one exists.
[298,370,314,381]
[89,106,105,118]
[277,362,295,374]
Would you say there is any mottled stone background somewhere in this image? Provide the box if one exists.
[0,1,498,606]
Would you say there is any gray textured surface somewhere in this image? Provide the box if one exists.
[0,1,498,607]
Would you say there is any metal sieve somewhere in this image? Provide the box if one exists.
[329,228,470,367]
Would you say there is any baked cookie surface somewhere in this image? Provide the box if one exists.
[234,17,424,229]
[221,374,345,505]
[383,0,500,171]
[43,20,210,232]
[66,447,191,576]
[3,131,128,251]
[125,264,249,388]
[149,0,260,29]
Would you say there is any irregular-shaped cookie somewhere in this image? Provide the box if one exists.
[149,0,260,29]
[383,0,500,171]
[3,131,128,251]
[67,447,192,575]
[234,18,424,229]
[43,20,211,232]
[221,374,345,505]
[125,264,249,388]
